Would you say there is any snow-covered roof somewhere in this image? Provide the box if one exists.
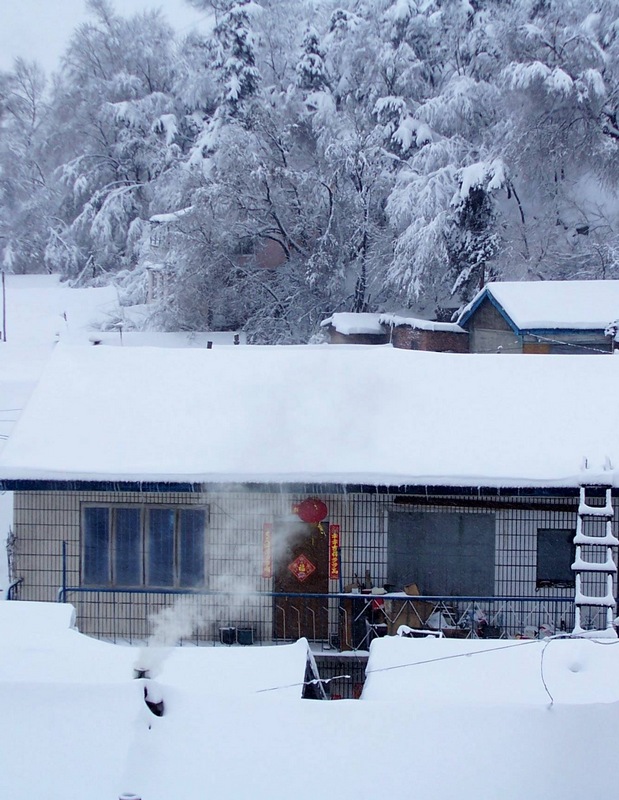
[459,280,619,331]
[321,311,465,336]
[378,313,465,333]
[2,344,619,488]
[0,274,122,453]
[149,206,194,224]
[320,312,384,335]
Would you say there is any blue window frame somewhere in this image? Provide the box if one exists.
[83,507,110,585]
[115,507,142,586]
[83,505,207,588]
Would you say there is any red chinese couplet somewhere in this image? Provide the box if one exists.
[329,524,340,579]
[262,522,273,578]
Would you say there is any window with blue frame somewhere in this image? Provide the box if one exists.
[83,505,207,588]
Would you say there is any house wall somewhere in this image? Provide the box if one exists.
[391,326,469,353]
[12,489,389,642]
[11,489,617,640]
[467,299,523,353]
[466,297,613,354]
[522,332,612,355]
[326,327,390,345]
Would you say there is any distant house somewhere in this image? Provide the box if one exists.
[320,313,390,345]
[320,312,468,352]
[322,280,619,355]
[1,345,617,651]
[148,207,287,284]
[458,280,619,354]
[379,314,468,353]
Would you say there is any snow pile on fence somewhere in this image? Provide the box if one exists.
[362,634,619,705]
[3,602,619,799]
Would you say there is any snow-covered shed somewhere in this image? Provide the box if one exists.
[378,313,468,352]
[458,280,619,354]
[320,311,467,351]
[1,344,618,647]
[320,312,390,344]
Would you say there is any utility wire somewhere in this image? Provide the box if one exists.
[256,633,619,698]
[256,674,352,694]
[528,334,612,355]
[489,334,613,355]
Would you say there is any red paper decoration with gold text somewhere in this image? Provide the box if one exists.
[296,498,328,524]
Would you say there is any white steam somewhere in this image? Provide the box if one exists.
[134,499,317,678]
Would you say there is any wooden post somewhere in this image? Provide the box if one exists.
[1,270,6,342]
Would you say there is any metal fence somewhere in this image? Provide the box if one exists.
[57,586,582,649]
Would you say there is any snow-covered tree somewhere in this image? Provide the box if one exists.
[43,0,182,280]
[2,0,619,337]
[0,59,53,273]
[212,0,262,119]
[296,27,330,93]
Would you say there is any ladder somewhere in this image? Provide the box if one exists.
[572,486,618,637]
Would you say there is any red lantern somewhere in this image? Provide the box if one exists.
[296,498,328,524]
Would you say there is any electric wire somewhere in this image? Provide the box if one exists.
[256,633,619,698]
[527,334,612,355]
[489,334,613,355]
[256,673,351,694]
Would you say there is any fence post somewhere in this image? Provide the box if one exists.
[60,540,67,602]
[119,794,141,800]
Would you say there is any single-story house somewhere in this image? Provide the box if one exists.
[1,344,617,650]
[320,312,467,351]
[322,279,619,355]
[320,313,391,345]
[458,280,619,354]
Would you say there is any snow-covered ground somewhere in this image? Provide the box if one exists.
[2,600,619,800]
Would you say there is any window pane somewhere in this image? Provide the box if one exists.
[114,508,142,586]
[537,528,575,587]
[179,510,206,587]
[148,508,175,586]
[83,507,110,585]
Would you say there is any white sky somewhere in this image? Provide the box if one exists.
[0,0,209,73]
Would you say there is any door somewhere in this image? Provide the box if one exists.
[273,518,329,641]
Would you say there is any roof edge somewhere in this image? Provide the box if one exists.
[0,479,597,497]
[461,289,521,334]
